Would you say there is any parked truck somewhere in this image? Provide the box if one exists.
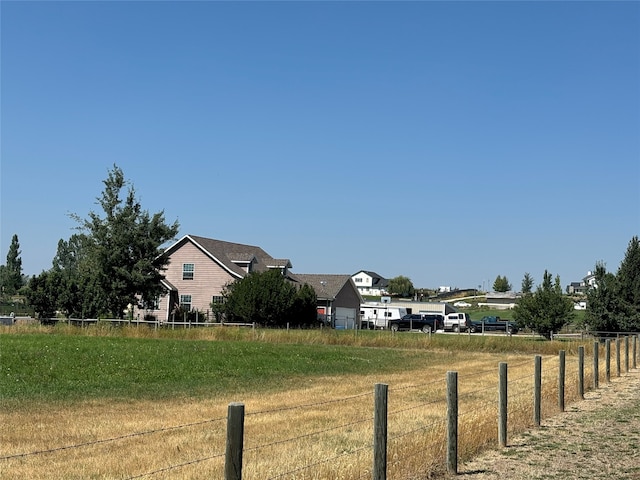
[388,313,444,333]
[470,316,519,334]
[443,312,472,332]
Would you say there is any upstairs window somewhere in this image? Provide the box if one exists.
[182,263,194,280]
[212,295,225,304]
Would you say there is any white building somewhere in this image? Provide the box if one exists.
[351,270,389,297]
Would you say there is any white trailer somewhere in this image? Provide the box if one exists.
[359,303,408,330]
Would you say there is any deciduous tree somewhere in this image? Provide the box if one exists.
[387,276,415,298]
[220,270,316,327]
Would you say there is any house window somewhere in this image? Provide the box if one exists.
[180,295,192,311]
[355,278,362,283]
[212,296,225,304]
[143,296,160,310]
[183,263,194,280]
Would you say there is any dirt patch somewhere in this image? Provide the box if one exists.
[457,370,640,480]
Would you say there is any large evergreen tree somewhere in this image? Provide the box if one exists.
[493,275,511,292]
[72,165,179,318]
[586,236,640,334]
[1,234,24,296]
[521,273,534,294]
[584,262,623,333]
[513,270,574,339]
[616,236,640,331]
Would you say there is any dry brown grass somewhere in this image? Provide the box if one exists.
[0,348,601,480]
[2,326,630,479]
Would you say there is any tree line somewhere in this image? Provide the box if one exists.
[1,166,638,334]
[1,166,318,326]
[513,237,640,338]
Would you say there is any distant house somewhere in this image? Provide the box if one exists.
[479,292,520,310]
[351,270,389,297]
[567,272,597,295]
[294,274,363,329]
[140,234,293,322]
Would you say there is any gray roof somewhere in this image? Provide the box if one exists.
[354,270,389,288]
[168,235,292,279]
[294,274,357,300]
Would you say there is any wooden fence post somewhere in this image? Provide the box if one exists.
[616,338,621,377]
[446,371,458,474]
[593,341,599,389]
[373,383,388,480]
[225,403,245,480]
[578,346,584,399]
[625,336,630,373]
[498,362,508,447]
[558,350,565,412]
[534,355,542,427]
[605,339,611,383]
[634,335,638,370]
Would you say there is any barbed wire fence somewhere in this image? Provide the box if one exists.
[1,334,638,479]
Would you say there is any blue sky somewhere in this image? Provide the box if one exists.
[1,1,639,291]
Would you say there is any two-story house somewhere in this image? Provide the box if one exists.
[141,234,363,327]
[143,234,293,322]
[351,270,389,297]
[567,271,597,295]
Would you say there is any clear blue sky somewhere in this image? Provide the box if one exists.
[1,1,639,291]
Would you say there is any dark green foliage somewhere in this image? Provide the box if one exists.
[493,275,512,292]
[25,165,180,319]
[24,166,180,319]
[616,236,640,331]
[584,263,623,333]
[0,234,24,296]
[521,272,534,294]
[585,236,640,333]
[24,271,59,318]
[288,283,318,327]
[74,165,179,318]
[513,270,574,339]
[220,270,317,327]
[387,275,415,297]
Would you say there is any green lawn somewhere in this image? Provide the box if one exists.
[0,333,440,405]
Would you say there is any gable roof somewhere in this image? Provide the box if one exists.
[353,270,389,288]
[295,274,362,301]
[165,234,292,279]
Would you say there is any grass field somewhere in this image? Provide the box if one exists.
[0,323,605,479]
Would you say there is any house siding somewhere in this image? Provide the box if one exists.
[146,242,238,321]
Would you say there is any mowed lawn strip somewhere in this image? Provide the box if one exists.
[0,333,446,405]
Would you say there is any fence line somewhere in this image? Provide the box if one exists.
[2,334,639,479]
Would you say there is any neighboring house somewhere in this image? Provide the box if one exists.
[351,270,389,297]
[140,234,293,322]
[567,272,597,295]
[294,274,364,329]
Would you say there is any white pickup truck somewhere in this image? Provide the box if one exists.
[443,312,472,332]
